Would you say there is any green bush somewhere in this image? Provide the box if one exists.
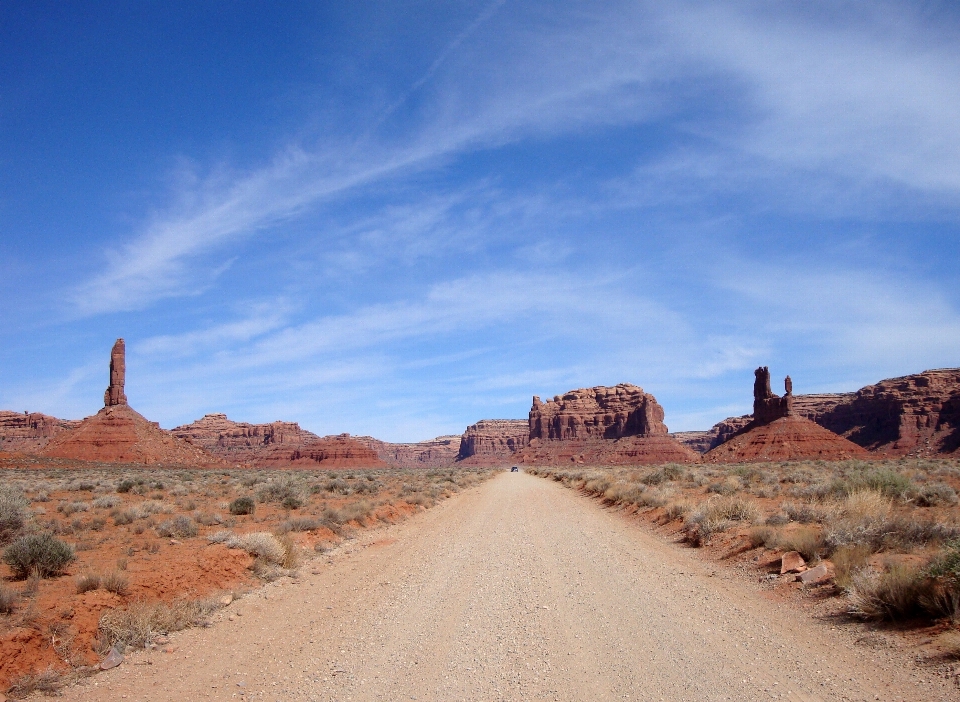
[229,496,255,515]
[3,533,75,578]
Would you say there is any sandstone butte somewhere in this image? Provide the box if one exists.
[513,384,700,465]
[455,419,530,466]
[703,367,869,463]
[355,434,462,468]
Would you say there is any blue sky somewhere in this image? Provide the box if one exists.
[2,1,959,441]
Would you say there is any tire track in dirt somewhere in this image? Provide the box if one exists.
[59,471,953,701]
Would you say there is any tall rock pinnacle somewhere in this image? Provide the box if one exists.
[103,338,127,407]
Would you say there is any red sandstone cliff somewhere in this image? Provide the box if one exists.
[456,420,529,465]
[515,384,698,465]
[0,411,80,454]
[355,435,462,468]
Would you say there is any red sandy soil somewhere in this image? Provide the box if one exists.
[0,460,493,692]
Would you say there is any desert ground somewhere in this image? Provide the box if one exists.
[36,470,957,701]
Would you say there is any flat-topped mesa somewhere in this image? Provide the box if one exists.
[457,419,529,464]
[529,383,668,441]
[103,338,128,407]
[752,366,793,425]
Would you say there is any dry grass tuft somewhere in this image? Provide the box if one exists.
[848,563,929,621]
[97,597,223,652]
[6,668,65,698]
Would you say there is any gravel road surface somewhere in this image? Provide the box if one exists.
[60,471,953,701]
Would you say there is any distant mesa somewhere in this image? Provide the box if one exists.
[0,411,80,454]
[40,339,222,466]
[703,367,868,463]
[455,420,530,465]
[354,434,462,468]
[511,384,699,465]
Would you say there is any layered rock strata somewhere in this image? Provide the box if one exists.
[172,414,386,467]
[0,411,81,454]
[516,384,698,465]
[357,435,462,468]
[456,420,529,464]
[41,404,222,466]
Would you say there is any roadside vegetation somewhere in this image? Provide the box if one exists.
[530,459,960,632]
[0,462,495,695]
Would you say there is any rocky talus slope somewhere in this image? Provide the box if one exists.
[41,404,223,465]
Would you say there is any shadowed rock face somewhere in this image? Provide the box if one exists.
[752,366,794,425]
[457,420,529,463]
[103,338,127,407]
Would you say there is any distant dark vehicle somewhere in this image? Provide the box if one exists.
[511,466,519,472]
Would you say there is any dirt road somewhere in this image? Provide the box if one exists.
[60,471,952,701]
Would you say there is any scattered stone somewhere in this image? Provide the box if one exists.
[780,551,806,574]
[797,563,831,585]
[154,635,169,645]
[220,594,234,606]
[100,646,124,670]
[163,645,178,653]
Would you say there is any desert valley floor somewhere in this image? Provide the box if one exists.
[49,471,957,702]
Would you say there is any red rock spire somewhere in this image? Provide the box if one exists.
[103,338,127,407]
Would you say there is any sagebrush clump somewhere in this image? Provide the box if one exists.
[3,533,75,578]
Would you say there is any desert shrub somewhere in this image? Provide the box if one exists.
[0,484,29,544]
[117,479,136,493]
[156,515,198,538]
[229,496,255,515]
[256,477,304,506]
[936,630,960,658]
[276,533,298,569]
[706,476,742,496]
[923,540,960,620]
[57,500,90,516]
[848,563,930,621]
[101,570,130,595]
[6,669,65,698]
[112,510,135,526]
[747,525,778,549]
[92,495,120,509]
[195,512,223,526]
[636,487,672,508]
[279,517,322,533]
[832,544,872,590]
[835,468,914,500]
[280,495,304,510]
[0,581,18,613]
[225,532,286,564]
[777,526,825,560]
[664,500,692,520]
[642,464,685,486]
[3,533,76,578]
[352,480,381,495]
[914,482,959,507]
[98,598,222,650]
[782,500,833,524]
[76,572,101,594]
[207,529,233,544]
[765,512,790,526]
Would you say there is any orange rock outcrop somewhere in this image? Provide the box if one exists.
[456,420,529,464]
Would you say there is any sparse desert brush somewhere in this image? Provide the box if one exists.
[777,526,825,561]
[156,515,198,538]
[276,533,298,569]
[226,532,286,564]
[98,598,222,651]
[914,482,959,507]
[75,572,102,594]
[6,669,65,698]
[194,511,223,526]
[684,495,759,547]
[0,484,29,544]
[278,516,322,533]
[642,464,685,485]
[92,495,120,509]
[57,500,90,516]
[747,525,778,549]
[207,529,233,544]
[848,563,930,621]
[831,544,872,590]
[664,499,692,520]
[229,496,255,515]
[707,476,743,496]
[3,533,75,579]
[842,489,891,521]
[0,581,18,613]
[101,570,130,596]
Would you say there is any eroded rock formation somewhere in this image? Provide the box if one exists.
[0,411,81,454]
[103,338,127,407]
[704,367,869,463]
[41,404,222,465]
[354,435,462,468]
[515,384,698,465]
[456,419,529,464]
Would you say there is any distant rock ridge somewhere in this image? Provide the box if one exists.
[703,367,870,463]
[456,420,529,464]
[0,411,81,454]
[355,435,462,468]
